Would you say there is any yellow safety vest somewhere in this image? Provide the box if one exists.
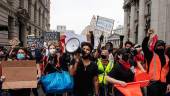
[97,59,114,84]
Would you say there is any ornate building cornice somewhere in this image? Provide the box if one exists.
[39,0,50,12]
[0,1,10,11]
[124,0,131,5]
[123,0,134,9]
[123,0,136,9]
[15,7,31,26]
[123,0,130,9]
[130,0,136,6]
[0,0,17,18]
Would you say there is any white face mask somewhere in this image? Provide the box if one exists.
[49,49,56,55]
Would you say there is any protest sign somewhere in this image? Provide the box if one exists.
[1,60,37,89]
[44,32,60,42]
[27,35,44,48]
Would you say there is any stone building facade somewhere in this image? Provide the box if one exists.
[0,0,50,46]
[113,25,123,35]
[108,33,121,49]
[108,25,123,49]
[123,0,170,45]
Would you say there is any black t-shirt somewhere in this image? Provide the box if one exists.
[44,55,59,74]
[59,53,71,71]
[73,60,98,96]
[108,62,134,83]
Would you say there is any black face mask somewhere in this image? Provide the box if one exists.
[154,41,165,54]
[82,50,90,59]
[125,48,131,51]
[122,54,129,61]
[155,48,164,54]
[56,48,60,52]
[101,55,107,59]
[108,48,113,53]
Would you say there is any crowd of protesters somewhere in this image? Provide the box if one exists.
[0,28,170,96]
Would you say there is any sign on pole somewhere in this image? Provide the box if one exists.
[96,16,114,33]
[27,35,36,46]
[27,36,44,48]
[44,31,60,42]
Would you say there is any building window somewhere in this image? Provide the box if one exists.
[135,25,138,43]
[128,15,130,24]
[28,0,32,17]
[137,10,139,21]
[39,8,41,26]
[0,26,8,31]
[128,28,130,40]
[43,12,45,28]
[136,0,139,9]
[34,29,37,36]
[19,0,24,8]
[145,18,150,34]
[28,26,31,35]
[45,0,47,6]
[39,31,41,36]
[34,2,37,24]
[8,16,13,39]
[127,9,130,24]
[147,4,151,15]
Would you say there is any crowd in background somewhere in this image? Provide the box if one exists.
[0,29,170,96]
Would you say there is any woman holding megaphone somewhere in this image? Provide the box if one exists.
[69,42,99,96]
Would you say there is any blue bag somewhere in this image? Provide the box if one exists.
[40,71,74,94]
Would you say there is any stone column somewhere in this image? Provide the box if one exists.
[8,17,14,39]
[31,6,34,34]
[11,18,18,38]
[166,0,170,45]
[20,24,27,46]
[138,0,145,44]
[123,8,128,42]
[130,1,136,42]
[151,0,159,34]
[36,9,39,36]
[158,0,167,41]
[47,12,50,30]
[34,3,37,36]
[40,11,42,28]
[42,12,45,29]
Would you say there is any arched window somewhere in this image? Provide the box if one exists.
[39,8,41,26]
[42,11,45,28]
[34,2,37,24]
[28,0,32,17]
[19,0,24,8]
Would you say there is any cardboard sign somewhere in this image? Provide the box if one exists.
[44,32,60,42]
[1,60,37,89]
[27,36,44,48]
[96,16,114,33]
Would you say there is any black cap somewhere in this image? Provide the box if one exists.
[155,40,166,48]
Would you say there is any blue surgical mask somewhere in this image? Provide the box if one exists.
[17,54,25,60]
